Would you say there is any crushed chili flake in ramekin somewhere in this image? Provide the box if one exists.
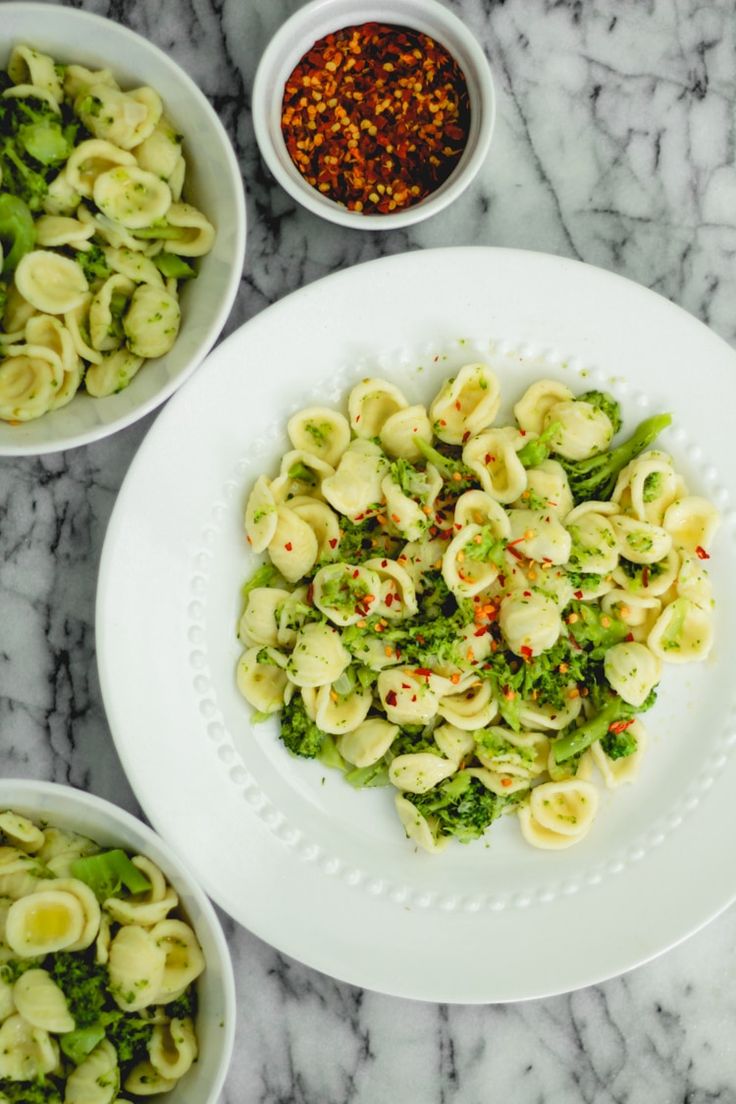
[280,22,471,215]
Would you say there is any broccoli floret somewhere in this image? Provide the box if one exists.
[559,413,671,504]
[104,1011,153,1064]
[642,471,663,503]
[0,1081,63,1103]
[165,985,198,1022]
[74,244,111,283]
[578,389,622,435]
[241,562,284,601]
[565,600,629,655]
[334,516,389,564]
[279,694,326,758]
[600,726,638,760]
[50,953,107,1028]
[463,526,506,567]
[516,420,562,468]
[407,771,521,844]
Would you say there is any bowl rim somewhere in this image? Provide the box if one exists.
[0,2,247,457]
[0,776,237,1103]
[252,0,496,230]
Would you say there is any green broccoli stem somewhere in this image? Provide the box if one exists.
[415,437,472,481]
[516,420,562,468]
[553,696,633,763]
[0,192,36,272]
[563,413,672,503]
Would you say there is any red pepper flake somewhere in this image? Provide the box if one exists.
[500,777,513,788]
[352,569,360,578]
[574,589,583,599]
[695,545,710,560]
[381,559,388,567]
[473,626,488,637]
[522,590,532,597]
[414,667,432,678]
[306,583,314,605]
[401,682,411,690]
[354,513,365,521]
[642,566,650,588]
[625,632,635,642]
[520,645,533,659]
[328,537,338,548]
[462,430,470,443]
[411,694,417,702]
[284,542,293,551]
[281,22,471,215]
[608,719,635,734]
[385,689,397,706]
[508,547,523,561]
[385,593,394,606]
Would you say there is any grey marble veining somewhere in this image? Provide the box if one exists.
[1,0,736,1100]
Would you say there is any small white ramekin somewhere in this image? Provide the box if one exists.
[253,0,495,230]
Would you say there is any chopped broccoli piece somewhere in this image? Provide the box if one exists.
[71,849,152,902]
[415,438,476,487]
[165,985,198,1022]
[406,771,522,844]
[553,686,655,763]
[74,244,111,283]
[241,562,283,601]
[103,1011,153,1064]
[566,601,629,655]
[279,694,326,758]
[0,193,36,273]
[560,413,671,504]
[516,420,562,468]
[600,727,639,760]
[344,762,391,788]
[0,1081,63,1103]
[463,526,506,566]
[50,954,107,1029]
[578,389,622,435]
[59,1023,106,1065]
[642,471,663,503]
[154,252,196,279]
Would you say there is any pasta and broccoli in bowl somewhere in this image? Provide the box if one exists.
[0,7,245,454]
[0,780,235,1104]
[237,364,719,854]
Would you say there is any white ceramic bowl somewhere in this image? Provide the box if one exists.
[253,0,495,230]
[0,778,236,1103]
[0,4,246,456]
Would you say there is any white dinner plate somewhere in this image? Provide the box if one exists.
[97,247,736,1003]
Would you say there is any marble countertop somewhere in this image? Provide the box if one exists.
[2,0,736,1099]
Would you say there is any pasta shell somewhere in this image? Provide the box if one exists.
[244,475,279,553]
[499,591,561,657]
[438,680,497,730]
[647,597,713,663]
[432,723,476,765]
[429,363,500,444]
[591,720,647,788]
[321,440,390,521]
[64,138,137,198]
[379,404,433,460]
[14,251,88,315]
[0,1013,59,1080]
[287,405,351,467]
[377,668,441,725]
[462,429,527,503]
[529,779,599,838]
[123,284,181,359]
[394,795,446,853]
[149,1016,197,1081]
[161,202,216,257]
[513,378,574,435]
[337,718,399,768]
[388,752,456,794]
[13,968,74,1033]
[123,1060,177,1096]
[663,496,720,554]
[150,919,205,1002]
[236,647,289,713]
[610,515,672,565]
[7,46,62,103]
[65,1038,119,1104]
[132,116,184,180]
[5,889,85,956]
[314,683,372,735]
[84,349,144,398]
[89,275,135,352]
[268,506,319,583]
[287,623,350,688]
[0,812,44,853]
[93,166,172,230]
[545,399,613,460]
[348,378,408,437]
[108,924,166,1011]
[238,587,291,647]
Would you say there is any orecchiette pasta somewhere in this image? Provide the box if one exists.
[237,371,718,854]
[0,44,215,422]
[0,809,206,1098]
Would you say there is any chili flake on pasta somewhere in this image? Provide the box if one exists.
[237,367,719,853]
[0,44,215,422]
